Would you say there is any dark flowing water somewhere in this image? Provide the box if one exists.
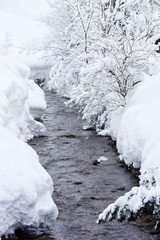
[25,91,159,240]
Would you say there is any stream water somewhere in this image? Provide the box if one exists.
[25,90,160,240]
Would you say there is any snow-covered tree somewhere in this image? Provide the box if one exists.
[64,0,159,130]
[44,0,160,224]
[42,0,97,96]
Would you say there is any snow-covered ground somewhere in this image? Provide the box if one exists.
[0,57,58,237]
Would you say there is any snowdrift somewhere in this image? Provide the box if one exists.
[0,57,58,237]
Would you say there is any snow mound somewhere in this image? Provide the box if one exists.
[0,57,46,141]
[0,57,58,237]
[0,126,58,237]
[97,156,108,162]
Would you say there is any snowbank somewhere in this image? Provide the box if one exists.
[28,80,47,120]
[0,126,58,237]
[0,57,58,237]
[0,57,46,141]
[98,64,160,223]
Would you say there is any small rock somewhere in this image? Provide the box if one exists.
[74,182,83,185]
[83,125,95,131]
[104,149,109,152]
[66,134,76,138]
[108,140,116,149]
[116,187,126,191]
[91,196,108,200]
[75,203,81,207]
[91,196,96,200]
[150,229,160,235]
[57,128,62,131]
[119,165,125,168]
[93,160,100,165]
[63,158,72,161]
[111,190,116,193]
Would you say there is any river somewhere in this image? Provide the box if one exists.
[24,90,159,240]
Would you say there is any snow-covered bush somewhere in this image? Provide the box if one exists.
[48,57,80,97]
[67,0,159,130]
[44,0,96,97]
[0,57,58,237]
[46,0,160,129]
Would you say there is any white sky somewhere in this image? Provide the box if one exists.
[0,0,50,18]
[0,0,50,47]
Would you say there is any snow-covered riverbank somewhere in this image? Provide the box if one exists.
[97,57,160,223]
[47,54,160,225]
[0,57,58,237]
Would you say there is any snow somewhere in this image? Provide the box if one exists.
[0,126,58,237]
[0,10,47,47]
[98,56,160,223]
[117,70,160,169]
[97,156,108,162]
[98,129,109,137]
[0,57,58,237]
[28,80,47,120]
[0,57,46,140]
